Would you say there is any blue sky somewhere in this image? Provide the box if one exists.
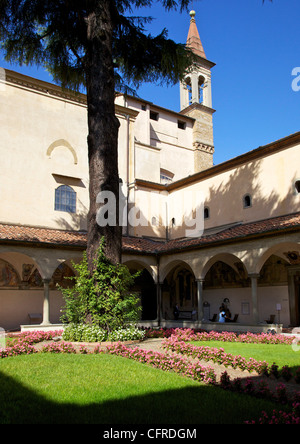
[1,0,299,165]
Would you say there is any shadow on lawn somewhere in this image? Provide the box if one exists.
[0,369,281,425]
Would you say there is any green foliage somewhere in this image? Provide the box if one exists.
[60,239,141,333]
[108,326,145,342]
[62,323,107,343]
[62,323,145,342]
[0,0,194,93]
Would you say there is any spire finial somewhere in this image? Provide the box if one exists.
[190,10,196,21]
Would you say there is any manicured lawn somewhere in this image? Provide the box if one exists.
[0,353,279,424]
[191,341,300,370]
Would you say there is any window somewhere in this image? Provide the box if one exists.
[204,207,210,219]
[199,76,205,104]
[160,169,174,185]
[184,78,192,105]
[171,217,176,227]
[243,194,252,208]
[55,185,76,213]
[177,120,186,130]
[160,174,173,185]
[150,111,159,121]
[295,180,300,193]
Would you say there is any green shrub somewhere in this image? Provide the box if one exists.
[62,324,107,342]
[108,326,146,342]
[59,239,141,334]
[62,323,145,343]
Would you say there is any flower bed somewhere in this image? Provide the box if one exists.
[162,336,269,375]
[167,328,297,345]
[1,330,64,358]
[104,342,217,385]
[246,402,300,424]
[2,329,300,424]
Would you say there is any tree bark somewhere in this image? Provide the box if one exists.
[85,1,122,271]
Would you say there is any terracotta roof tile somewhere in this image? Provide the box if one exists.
[186,11,206,59]
[158,212,300,253]
[0,212,299,255]
[0,224,87,248]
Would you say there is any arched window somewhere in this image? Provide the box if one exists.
[243,194,252,208]
[199,76,205,104]
[184,77,192,105]
[55,185,76,213]
[295,180,300,193]
[151,217,157,226]
[204,207,210,219]
[160,168,174,185]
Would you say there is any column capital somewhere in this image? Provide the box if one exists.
[248,273,260,279]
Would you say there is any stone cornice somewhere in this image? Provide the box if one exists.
[2,68,139,119]
[194,142,215,154]
[180,102,216,116]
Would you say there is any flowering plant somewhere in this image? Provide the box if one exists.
[162,336,269,375]
[105,342,217,385]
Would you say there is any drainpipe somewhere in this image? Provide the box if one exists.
[156,254,162,326]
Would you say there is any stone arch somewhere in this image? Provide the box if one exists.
[198,74,206,103]
[0,246,80,281]
[123,259,157,321]
[0,251,45,330]
[159,259,196,284]
[0,251,42,286]
[160,260,197,320]
[255,241,300,274]
[50,261,76,289]
[0,257,21,287]
[122,258,157,283]
[200,252,248,281]
[47,139,78,165]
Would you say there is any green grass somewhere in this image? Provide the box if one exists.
[191,341,300,370]
[0,353,280,424]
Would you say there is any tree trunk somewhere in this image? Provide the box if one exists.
[85,1,122,271]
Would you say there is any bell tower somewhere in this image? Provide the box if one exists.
[180,11,216,172]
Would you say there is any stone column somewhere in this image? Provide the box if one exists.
[192,74,199,104]
[249,273,260,325]
[196,279,205,322]
[41,278,51,326]
[156,283,162,325]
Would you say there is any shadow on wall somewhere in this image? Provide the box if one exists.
[133,157,299,240]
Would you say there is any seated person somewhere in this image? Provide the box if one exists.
[218,307,226,323]
[225,308,232,322]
